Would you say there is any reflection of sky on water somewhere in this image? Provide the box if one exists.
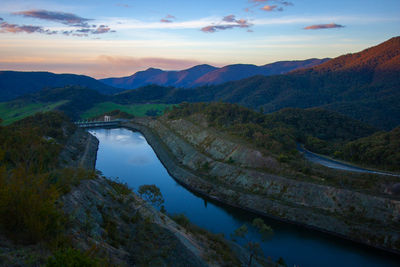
[89,128,400,267]
[128,155,152,165]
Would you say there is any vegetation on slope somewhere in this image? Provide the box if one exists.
[0,100,67,125]
[113,37,400,130]
[18,86,108,120]
[0,112,94,244]
[340,127,400,171]
[166,102,400,172]
[81,101,174,119]
[167,102,375,154]
[0,70,120,102]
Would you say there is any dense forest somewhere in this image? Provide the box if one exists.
[112,37,400,130]
[340,127,400,171]
[0,112,97,263]
[166,102,400,171]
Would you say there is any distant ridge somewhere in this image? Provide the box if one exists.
[112,37,400,130]
[0,71,119,102]
[99,58,329,89]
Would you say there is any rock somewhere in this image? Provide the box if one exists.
[124,117,400,254]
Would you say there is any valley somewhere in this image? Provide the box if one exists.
[0,35,399,266]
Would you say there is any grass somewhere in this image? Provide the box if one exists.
[0,101,67,125]
[80,102,175,119]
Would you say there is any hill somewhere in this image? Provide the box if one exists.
[0,71,120,102]
[99,58,329,89]
[113,37,399,130]
[166,102,377,156]
[340,126,400,171]
[100,64,218,89]
[17,86,108,120]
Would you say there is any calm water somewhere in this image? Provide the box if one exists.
[90,128,399,267]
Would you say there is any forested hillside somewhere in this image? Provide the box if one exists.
[0,71,120,102]
[340,127,400,171]
[112,37,400,130]
[166,102,399,171]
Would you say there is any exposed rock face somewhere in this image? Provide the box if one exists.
[57,128,263,266]
[61,175,210,266]
[59,128,99,170]
[124,117,400,254]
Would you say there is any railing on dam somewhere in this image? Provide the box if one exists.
[74,119,129,128]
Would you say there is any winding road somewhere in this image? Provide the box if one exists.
[298,145,400,177]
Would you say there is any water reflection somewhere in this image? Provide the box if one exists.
[90,128,400,267]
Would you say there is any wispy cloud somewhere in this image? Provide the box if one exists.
[248,0,293,12]
[201,15,252,33]
[11,9,116,37]
[0,20,56,34]
[13,9,92,28]
[160,14,176,23]
[261,5,283,12]
[93,25,113,34]
[304,23,345,30]
[116,3,131,8]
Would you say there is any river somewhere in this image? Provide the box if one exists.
[89,128,399,267]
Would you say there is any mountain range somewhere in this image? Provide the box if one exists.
[0,71,119,102]
[113,37,400,130]
[1,37,398,130]
[99,58,330,89]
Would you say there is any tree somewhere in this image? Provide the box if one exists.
[232,218,273,267]
[138,184,165,209]
[145,109,160,117]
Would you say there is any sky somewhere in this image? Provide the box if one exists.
[0,0,399,78]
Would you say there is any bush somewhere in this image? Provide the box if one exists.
[0,166,64,243]
[46,248,99,267]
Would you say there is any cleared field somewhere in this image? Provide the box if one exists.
[80,102,174,119]
[0,101,67,125]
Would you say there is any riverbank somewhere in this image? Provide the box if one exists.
[123,118,400,255]
[61,128,267,266]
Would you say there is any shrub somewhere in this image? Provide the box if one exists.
[0,167,64,243]
[46,248,99,267]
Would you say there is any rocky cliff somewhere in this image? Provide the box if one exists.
[58,129,263,266]
[124,117,400,254]
[1,126,268,266]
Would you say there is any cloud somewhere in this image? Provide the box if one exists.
[13,9,92,27]
[11,9,115,37]
[201,15,252,33]
[0,21,57,34]
[0,18,3,21]
[248,0,293,12]
[0,16,113,37]
[281,1,294,6]
[222,15,236,22]
[160,19,173,23]
[160,14,176,23]
[304,23,345,30]
[92,25,111,34]
[261,5,283,12]
[116,3,131,8]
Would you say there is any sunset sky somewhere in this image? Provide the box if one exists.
[0,0,399,78]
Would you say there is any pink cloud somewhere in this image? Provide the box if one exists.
[248,0,293,12]
[304,23,345,30]
[13,9,91,28]
[160,14,176,23]
[0,21,56,34]
[223,15,236,22]
[0,56,223,78]
[202,15,252,33]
